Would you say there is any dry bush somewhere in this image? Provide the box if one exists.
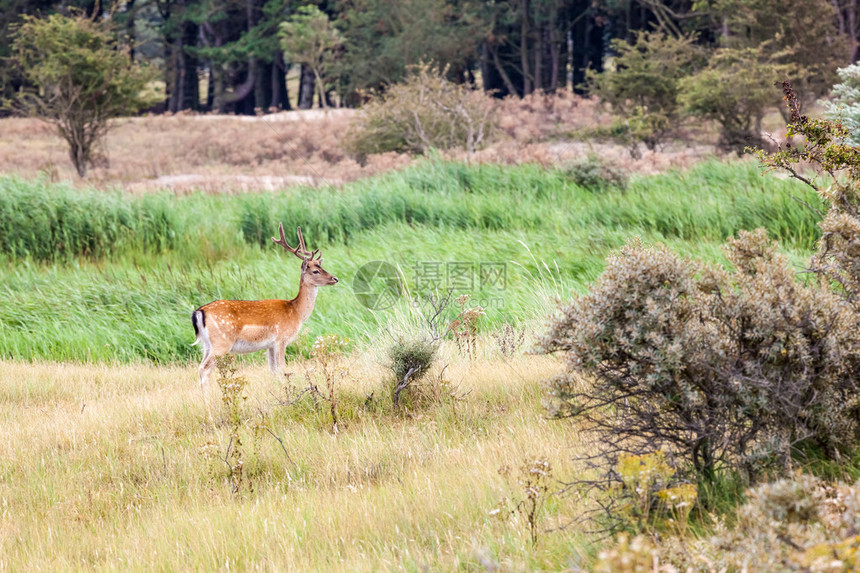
[599,473,860,572]
[542,229,860,482]
[0,111,370,191]
[493,457,554,547]
[560,153,629,192]
[494,89,610,143]
[309,333,351,433]
[344,64,497,161]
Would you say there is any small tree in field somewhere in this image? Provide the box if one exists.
[678,47,788,153]
[9,14,157,177]
[279,6,343,109]
[587,31,703,152]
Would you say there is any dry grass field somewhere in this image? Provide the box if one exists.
[0,346,597,571]
[0,91,712,193]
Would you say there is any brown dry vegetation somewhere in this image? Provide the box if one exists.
[0,91,716,192]
[0,347,597,571]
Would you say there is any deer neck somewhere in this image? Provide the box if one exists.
[292,279,318,322]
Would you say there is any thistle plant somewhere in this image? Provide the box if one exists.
[216,355,250,495]
[495,456,554,547]
[449,294,485,361]
[311,334,350,433]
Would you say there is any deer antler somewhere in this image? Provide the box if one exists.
[272,223,314,260]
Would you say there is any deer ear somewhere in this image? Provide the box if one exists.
[301,259,308,271]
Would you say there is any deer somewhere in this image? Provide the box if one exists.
[191,224,338,387]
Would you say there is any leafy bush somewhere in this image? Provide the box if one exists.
[542,229,860,482]
[587,32,703,151]
[386,335,438,407]
[755,81,860,305]
[344,63,496,161]
[561,154,629,192]
[679,47,788,153]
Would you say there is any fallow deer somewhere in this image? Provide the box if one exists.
[192,224,338,387]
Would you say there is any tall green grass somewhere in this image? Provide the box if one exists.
[0,159,821,363]
[238,160,822,249]
[0,176,180,260]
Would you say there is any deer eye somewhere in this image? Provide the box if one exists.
[313,270,320,274]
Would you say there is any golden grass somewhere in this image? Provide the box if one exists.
[0,346,594,571]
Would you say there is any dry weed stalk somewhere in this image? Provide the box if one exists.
[494,457,554,547]
[449,294,484,361]
[310,334,350,433]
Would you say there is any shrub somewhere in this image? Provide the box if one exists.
[561,154,629,192]
[587,31,703,151]
[754,82,860,305]
[386,335,437,407]
[215,355,251,495]
[448,294,484,361]
[344,63,496,161]
[678,47,788,153]
[491,322,527,357]
[706,474,860,571]
[494,457,554,547]
[617,473,860,572]
[541,230,860,483]
[310,334,351,432]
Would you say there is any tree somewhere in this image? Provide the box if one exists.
[712,0,849,104]
[279,5,341,108]
[10,13,157,177]
[678,47,788,153]
[824,63,860,146]
[335,0,487,98]
[587,31,703,150]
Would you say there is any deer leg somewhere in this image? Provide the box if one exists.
[269,340,288,378]
[199,353,218,388]
[266,347,278,375]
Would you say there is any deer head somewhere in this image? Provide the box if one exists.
[272,223,338,287]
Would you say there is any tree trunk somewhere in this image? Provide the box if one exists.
[548,14,559,92]
[520,0,532,96]
[313,68,328,109]
[272,54,290,110]
[254,60,269,113]
[298,64,315,109]
[566,28,573,90]
[534,21,543,92]
[127,0,136,62]
[213,64,227,113]
[206,63,215,110]
[180,18,199,110]
[488,43,519,97]
[167,35,183,112]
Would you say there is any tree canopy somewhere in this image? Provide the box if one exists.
[1,0,857,115]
